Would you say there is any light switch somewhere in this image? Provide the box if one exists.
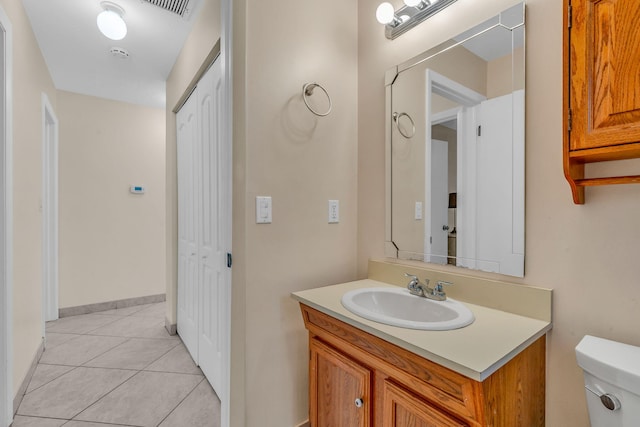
[328,200,339,223]
[415,201,423,220]
[256,196,272,224]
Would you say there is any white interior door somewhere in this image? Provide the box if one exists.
[42,94,58,322]
[177,91,199,361]
[427,139,448,264]
[196,60,224,394]
[475,92,524,276]
[177,57,229,400]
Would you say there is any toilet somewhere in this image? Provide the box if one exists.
[576,335,640,426]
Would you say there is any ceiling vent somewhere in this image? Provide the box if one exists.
[142,0,196,18]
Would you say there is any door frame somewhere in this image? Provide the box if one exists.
[174,1,232,421]
[0,5,13,426]
[219,1,232,426]
[41,93,59,324]
[424,69,485,266]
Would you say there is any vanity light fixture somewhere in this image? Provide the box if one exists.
[97,1,127,41]
[376,0,458,40]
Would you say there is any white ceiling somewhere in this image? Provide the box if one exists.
[22,0,203,108]
[453,4,525,62]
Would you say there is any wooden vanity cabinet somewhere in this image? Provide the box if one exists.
[300,304,545,427]
[310,338,372,426]
[563,0,640,203]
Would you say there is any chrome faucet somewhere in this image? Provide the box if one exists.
[404,273,452,301]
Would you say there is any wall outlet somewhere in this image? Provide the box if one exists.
[328,200,339,223]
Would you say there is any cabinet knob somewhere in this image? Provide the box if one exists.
[354,398,364,408]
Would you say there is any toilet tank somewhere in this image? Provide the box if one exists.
[576,335,640,427]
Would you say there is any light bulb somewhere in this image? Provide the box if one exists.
[376,2,396,25]
[97,9,127,41]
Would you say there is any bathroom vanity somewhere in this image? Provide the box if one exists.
[292,261,552,427]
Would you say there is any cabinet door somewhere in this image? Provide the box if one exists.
[569,0,640,151]
[310,338,372,427]
[382,380,468,427]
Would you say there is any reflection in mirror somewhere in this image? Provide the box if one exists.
[386,3,525,277]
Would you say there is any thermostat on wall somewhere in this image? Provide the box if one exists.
[130,185,145,194]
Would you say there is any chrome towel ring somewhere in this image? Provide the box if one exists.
[303,82,332,117]
[393,112,415,139]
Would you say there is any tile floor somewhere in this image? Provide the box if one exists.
[13,302,221,427]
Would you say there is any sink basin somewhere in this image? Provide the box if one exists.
[341,287,475,330]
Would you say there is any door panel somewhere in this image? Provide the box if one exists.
[475,94,524,276]
[382,380,468,427]
[427,139,448,264]
[177,58,228,400]
[310,338,372,427]
[197,60,224,395]
[570,0,640,150]
[177,93,199,361]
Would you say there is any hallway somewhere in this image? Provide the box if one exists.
[12,302,220,427]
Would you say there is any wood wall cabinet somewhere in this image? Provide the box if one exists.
[300,304,546,427]
[564,0,640,204]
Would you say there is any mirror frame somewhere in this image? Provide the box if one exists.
[384,2,526,276]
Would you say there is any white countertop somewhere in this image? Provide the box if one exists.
[292,279,552,381]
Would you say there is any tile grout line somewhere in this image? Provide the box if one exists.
[31,307,195,427]
[15,366,82,415]
[80,335,133,370]
[80,338,134,368]
[153,377,207,427]
[137,340,183,372]
[60,416,143,426]
[21,365,76,397]
[67,369,145,422]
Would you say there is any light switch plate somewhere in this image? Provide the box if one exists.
[415,201,423,220]
[328,200,339,223]
[256,196,272,224]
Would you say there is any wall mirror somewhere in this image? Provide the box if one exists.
[385,2,525,277]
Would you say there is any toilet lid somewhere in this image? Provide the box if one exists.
[576,335,640,395]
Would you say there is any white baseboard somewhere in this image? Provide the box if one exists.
[58,293,165,318]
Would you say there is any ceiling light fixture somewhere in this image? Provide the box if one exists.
[376,0,457,39]
[97,2,127,41]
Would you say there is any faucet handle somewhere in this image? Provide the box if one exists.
[434,281,453,292]
[404,273,430,286]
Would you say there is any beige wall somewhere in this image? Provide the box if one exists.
[0,0,57,397]
[390,45,485,257]
[57,91,165,308]
[358,0,640,425]
[486,46,525,98]
[165,0,221,326]
[231,0,358,425]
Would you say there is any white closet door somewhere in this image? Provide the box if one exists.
[197,60,224,394]
[177,92,199,361]
[177,57,228,400]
